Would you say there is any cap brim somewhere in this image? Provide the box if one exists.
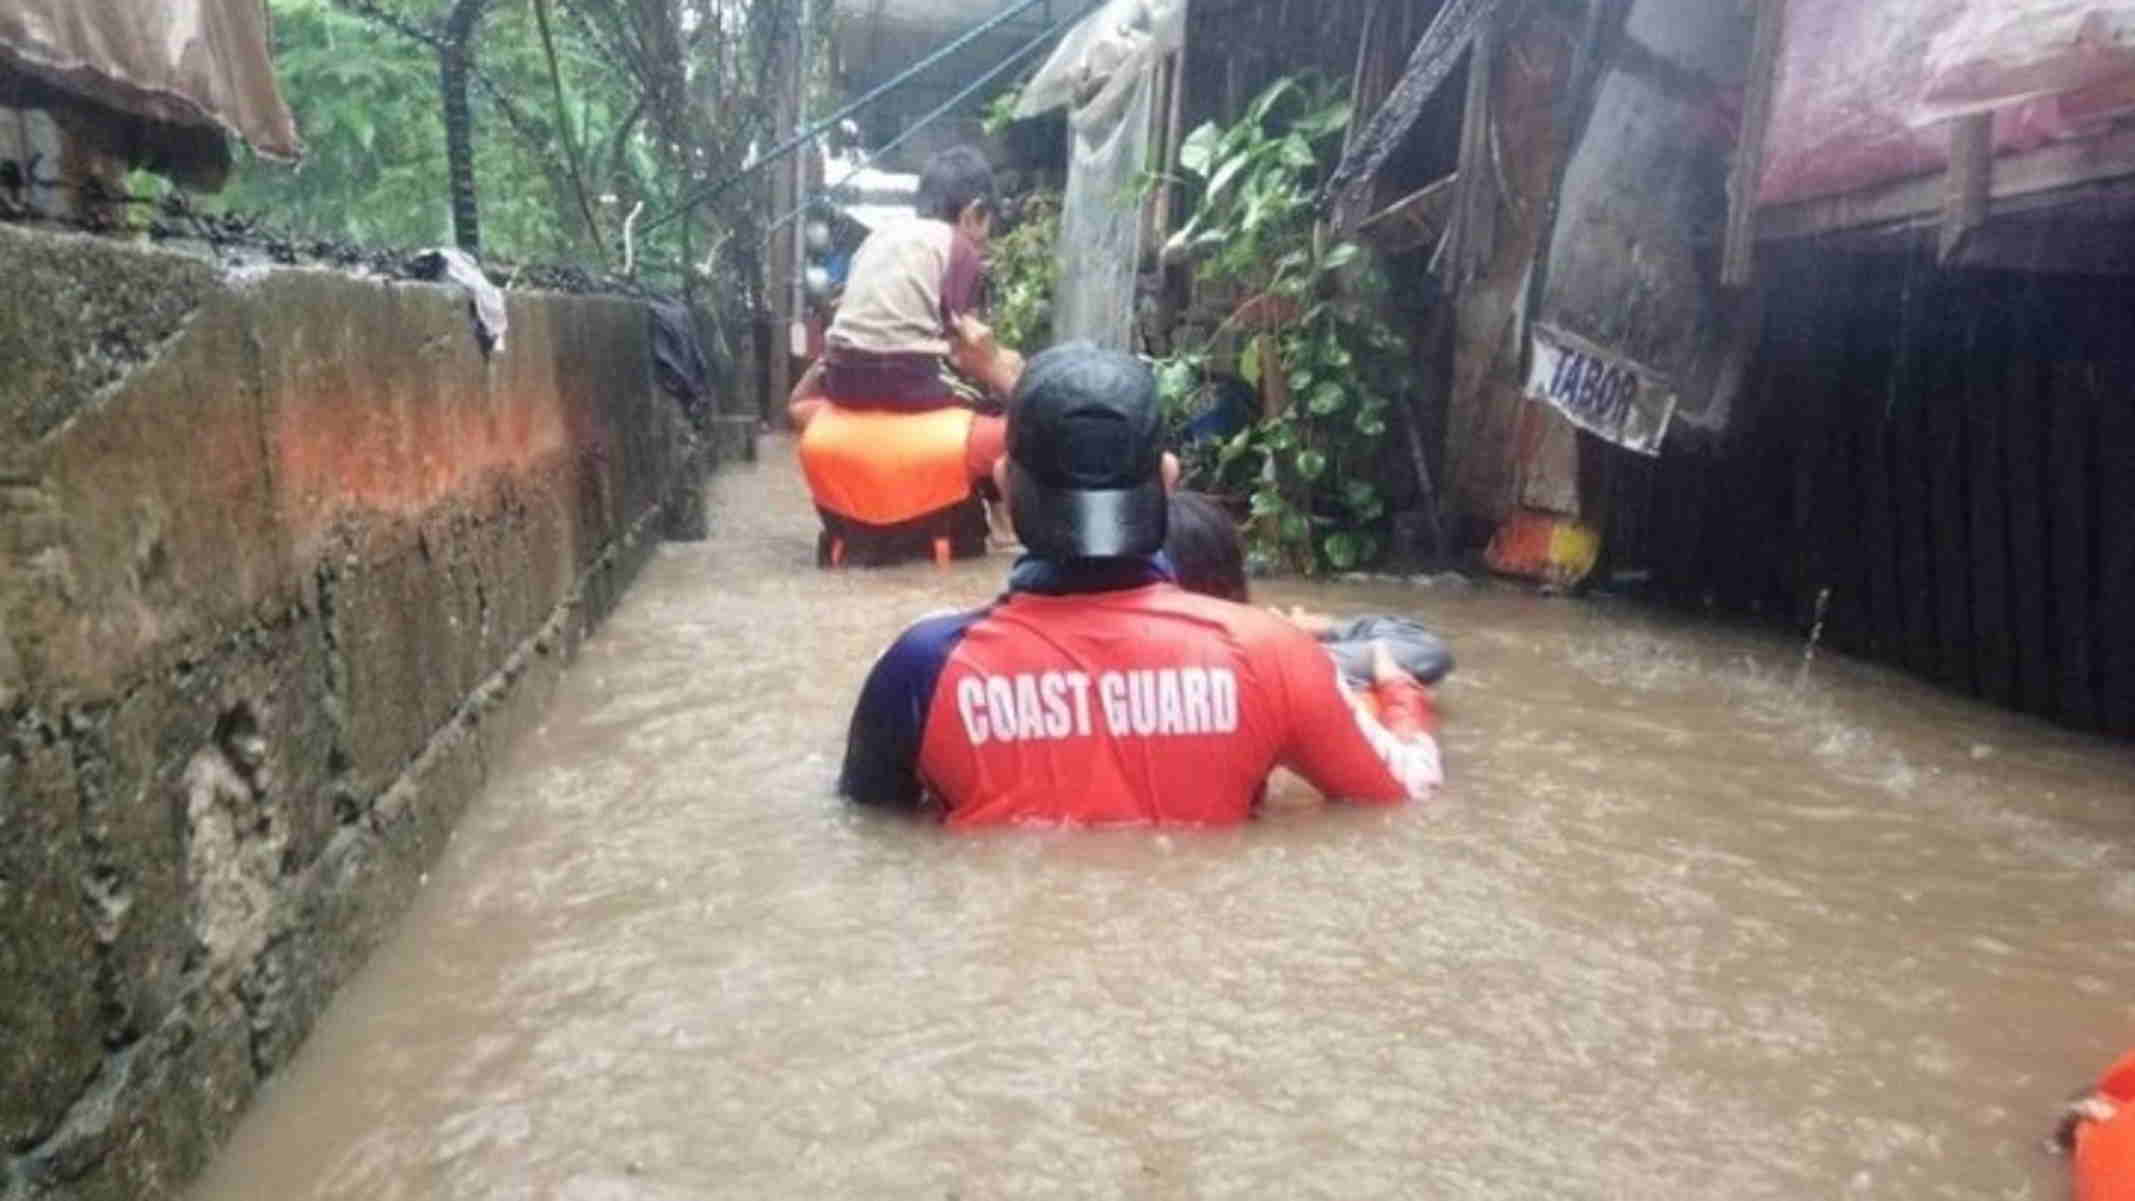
[1007,463,1168,560]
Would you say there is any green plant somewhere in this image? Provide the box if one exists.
[1153,75,1407,574]
[988,189,1061,352]
[980,84,1025,137]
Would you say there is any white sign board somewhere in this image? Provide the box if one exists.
[1523,323,1677,457]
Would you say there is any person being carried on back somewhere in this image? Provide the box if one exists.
[787,145,1022,462]
[837,343,1442,826]
[1162,489,1455,692]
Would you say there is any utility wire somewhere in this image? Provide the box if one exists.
[640,0,1065,235]
[763,0,1089,240]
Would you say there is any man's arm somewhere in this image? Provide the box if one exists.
[948,313,1024,401]
[837,610,986,810]
[1274,636,1443,805]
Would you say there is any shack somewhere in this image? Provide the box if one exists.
[1650,0,2135,737]
[1045,0,2130,735]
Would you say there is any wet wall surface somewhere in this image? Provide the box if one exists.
[1,223,703,1200]
[192,441,2135,1201]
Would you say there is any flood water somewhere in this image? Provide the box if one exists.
[191,438,2135,1201]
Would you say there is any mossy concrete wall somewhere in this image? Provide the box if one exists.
[0,224,735,1199]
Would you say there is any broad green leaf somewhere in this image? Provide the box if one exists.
[1157,358,1196,401]
[1240,337,1262,387]
[1281,510,1311,543]
[1322,242,1361,270]
[1309,381,1347,416]
[1296,449,1327,480]
[1296,101,1353,140]
[1247,78,1299,125]
[1206,151,1251,202]
[1250,488,1286,517]
[1278,134,1316,169]
[1179,123,1221,176]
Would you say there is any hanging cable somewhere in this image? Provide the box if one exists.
[640,0,1064,235]
[763,0,1089,239]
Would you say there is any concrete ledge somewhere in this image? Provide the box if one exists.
[0,225,721,1200]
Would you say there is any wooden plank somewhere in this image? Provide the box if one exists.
[1939,114,1993,263]
[2048,353,2101,730]
[1449,15,1498,283]
[2002,282,2055,717]
[1848,258,1904,660]
[1760,126,2135,243]
[2094,333,2135,737]
[1357,173,1460,253]
[1926,289,1977,695]
[1891,273,1942,681]
[1341,0,1388,163]
[1721,0,1790,287]
[1964,279,2015,707]
[1784,265,1848,638]
[1815,259,1876,655]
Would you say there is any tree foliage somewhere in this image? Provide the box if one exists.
[227,0,814,301]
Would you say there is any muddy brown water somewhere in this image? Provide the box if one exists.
[190,439,2135,1201]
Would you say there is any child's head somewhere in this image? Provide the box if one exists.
[1166,491,1250,603]
[917,146,997,243]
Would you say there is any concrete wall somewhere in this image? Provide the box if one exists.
[0,224,732,1199]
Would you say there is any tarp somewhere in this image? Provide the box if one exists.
[0,0,302,160]
[1760,0,2135,207]
[1014,0,1184,350]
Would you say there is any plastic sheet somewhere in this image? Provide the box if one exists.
[1921,4,2135,119]
[1760,0,2135,207]
[1014,0,1184,350]
[0,0,301,160]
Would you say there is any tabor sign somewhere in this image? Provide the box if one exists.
[1523,323,1677,457]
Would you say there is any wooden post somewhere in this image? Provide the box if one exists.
[1721,0,1788,288]
[1342,0,1386,163]
[1939,112,1992,264]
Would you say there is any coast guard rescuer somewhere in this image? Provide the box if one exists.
[838,344,1443,826]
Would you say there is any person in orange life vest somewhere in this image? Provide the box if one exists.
[837,344,1443,827]
[787,146,1022,484]
[2056,1049,2135,1201]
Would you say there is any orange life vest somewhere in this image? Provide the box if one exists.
[797,403,975,527]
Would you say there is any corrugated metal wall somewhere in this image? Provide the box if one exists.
[1606,246,2135,737]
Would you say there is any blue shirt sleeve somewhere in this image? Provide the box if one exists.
[838,609,985,810]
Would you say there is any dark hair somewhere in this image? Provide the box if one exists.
[915,146,996,223]
[1166,491,1250,603]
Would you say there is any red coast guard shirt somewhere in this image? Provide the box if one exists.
[839,556,1442,826]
